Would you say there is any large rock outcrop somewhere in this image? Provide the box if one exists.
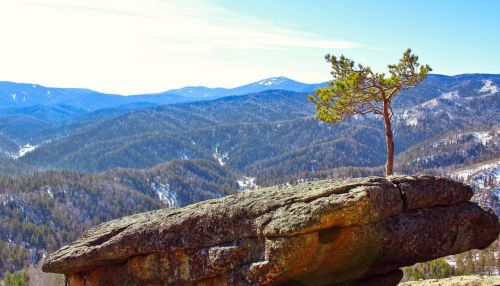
[43,176,499,286]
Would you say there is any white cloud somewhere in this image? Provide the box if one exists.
[0,0,361,94]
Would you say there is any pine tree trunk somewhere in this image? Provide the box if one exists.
[383,101,394,177]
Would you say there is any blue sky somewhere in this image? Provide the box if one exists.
[0,0,498,94]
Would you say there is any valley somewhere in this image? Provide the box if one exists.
[0,74,499,278]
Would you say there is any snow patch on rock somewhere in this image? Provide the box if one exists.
[420,98,439,108]
[479,80,499,94]
[45,186,54,199]
[472,132,493,145]
[441,91,459,100]
[237,177,258,192]
[150,181,178,207]
[213,144,228,166]
[257,77,285,86]
[407,117,418,126]
[14,144,37,159]
[400,110,420,126]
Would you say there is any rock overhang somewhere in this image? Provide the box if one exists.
[42,175,499,286]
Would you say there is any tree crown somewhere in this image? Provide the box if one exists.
[309,48,431,123]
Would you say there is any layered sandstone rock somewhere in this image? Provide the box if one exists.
[43,176,499,286]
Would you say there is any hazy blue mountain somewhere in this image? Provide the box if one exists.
[2,74,497,111]
[0,105,87,123]
[0,102,163,144]
[0,82,190,110]
[164,74,499,100]
[165,76,326,98]
[0,77,325,111]
[0,114,50,145]
[0,76,326,144]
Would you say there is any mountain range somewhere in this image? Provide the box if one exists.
[0,74,498,177]
[0,76,325,111]
[0,76,325,144]
[0,73,499,276]
[166,76,325,98]
[0,73,498,177]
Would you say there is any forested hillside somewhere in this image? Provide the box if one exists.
[0,159,237,275]
[13,75,500,178]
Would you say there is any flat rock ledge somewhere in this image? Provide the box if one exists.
[43,175,500,286]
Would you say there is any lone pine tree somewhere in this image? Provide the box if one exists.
[309,49,431,176]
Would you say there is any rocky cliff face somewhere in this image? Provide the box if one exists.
[42,176,499,286]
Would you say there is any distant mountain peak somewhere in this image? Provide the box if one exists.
[164,76,325,98]
[256,76,290,86]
